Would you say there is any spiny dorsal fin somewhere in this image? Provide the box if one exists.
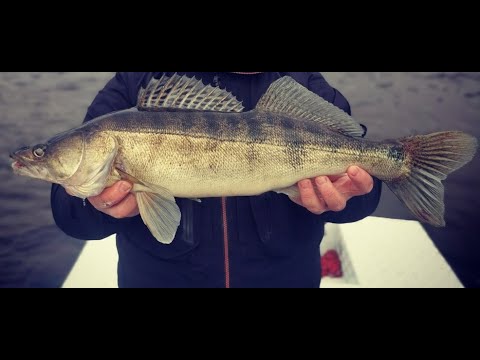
[256,76,365,138]
[137,73,244,113]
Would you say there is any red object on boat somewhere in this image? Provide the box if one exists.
[321,250,343,278]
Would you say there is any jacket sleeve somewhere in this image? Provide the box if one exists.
[50,72,145,240]
[306,72,382,223]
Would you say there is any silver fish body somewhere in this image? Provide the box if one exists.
[80,109,402,196]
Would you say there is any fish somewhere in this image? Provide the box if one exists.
[10,74,478,244]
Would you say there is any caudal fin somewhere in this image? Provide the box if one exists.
[386,131,477,227]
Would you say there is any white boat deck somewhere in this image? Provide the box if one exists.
[320,217,463,288]
[62,216,463,288]
[62,235,118,288]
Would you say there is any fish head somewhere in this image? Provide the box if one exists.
[10,129,85,184]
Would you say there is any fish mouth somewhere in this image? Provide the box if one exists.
[10,147,53,181]
[9,151,47,180]
[10,148,34,173]
[10,152,28,169]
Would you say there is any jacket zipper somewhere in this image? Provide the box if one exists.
[222,197,230,288]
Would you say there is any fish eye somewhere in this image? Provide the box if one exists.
[33,144,47,158]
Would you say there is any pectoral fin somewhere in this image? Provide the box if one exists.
[133,183,181,244]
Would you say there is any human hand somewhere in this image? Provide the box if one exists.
[66,181,139,218]
[291,166,374,215]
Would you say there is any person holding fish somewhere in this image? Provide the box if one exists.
[12,72,474,287]
[50,72,381,288]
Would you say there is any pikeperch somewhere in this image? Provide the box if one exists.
[10,74,478,244]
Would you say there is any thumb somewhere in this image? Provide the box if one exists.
[88,181,133,209]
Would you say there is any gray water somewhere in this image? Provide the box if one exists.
[0,72,114,287]
[0,72,114,238]
[1,72,479,287]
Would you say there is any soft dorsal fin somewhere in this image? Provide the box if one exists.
[256,76,365,138]
[137,73,244,113]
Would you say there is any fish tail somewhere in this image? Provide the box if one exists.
[385,131,477,227]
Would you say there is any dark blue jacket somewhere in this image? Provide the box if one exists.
[51,72,382,288]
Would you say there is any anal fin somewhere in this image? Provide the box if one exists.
[274,185,300,200]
